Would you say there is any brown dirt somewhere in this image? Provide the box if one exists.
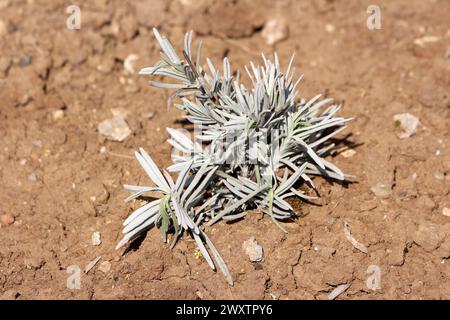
[0,0,449,300]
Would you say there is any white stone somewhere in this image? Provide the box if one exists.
[98,116,131,142]
[242,237,263,262]
[262,19,288,46]
[393,113,419,139]
[92,231,102,246]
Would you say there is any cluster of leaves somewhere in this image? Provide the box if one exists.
[116,29,352,284]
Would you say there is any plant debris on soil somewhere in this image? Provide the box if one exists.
[0,0,449,300]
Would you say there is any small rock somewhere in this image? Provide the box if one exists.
[195,291,204,300]
[27,173,37,182]
[443,207,450,217]
[393,113,419,139]
[434,170,445,180]
[17,94,31,107]
[124,54,138,74]
[0,213,14,226]
[18,55,32,67]
[341,149,356,158]
[262,19,288,46]
[52,109,64,120]
[98,115,131,142]
[96,58,115,74]
[325,24,336,34]
[414,35,440,47]
[91,231,102,246]
[242,237,263,262]
[98,261,111,273]
[370,182,392,198]
[142,111,155,120]
[31,139,42,147]
[24,257,44,270]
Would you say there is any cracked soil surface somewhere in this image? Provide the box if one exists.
[0,0,449,299]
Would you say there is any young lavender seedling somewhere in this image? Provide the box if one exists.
[116,29,352,284]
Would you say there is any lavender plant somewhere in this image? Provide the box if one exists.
[116,29,352,284]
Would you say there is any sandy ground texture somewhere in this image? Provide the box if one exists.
[0,0,449,300]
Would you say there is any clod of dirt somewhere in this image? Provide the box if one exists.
[242,237,263,262]
[98,115,131,142]
[370,182,392,198]
[85,256,102,273]
[443,207,450,218]
[327,283,350,300]
[99,261,111,273]
[0,213,14,226]
[413,222,446,252]
[91,231,102,246]
[124,54,139,74]
[261,19,288,46]
[393,113,419,139]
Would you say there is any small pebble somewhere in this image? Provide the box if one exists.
[262,19,289,46]
[393,113,419,139]
[98,261,111,273]
[124,54,138,74]
[325,24,336,34]
[31,140,42,147]
[443,207,450,218]
[142,111,155,120]
[18,55,32,67]
[27,173,37,182]
[414,35,440,47]
[434,170,445,180]
[0,213,14,226]
[341,149,356,158]
[52,109,64,120]
[92,231,102,246]
[98,115,131,142]
[242,237,263,262]
[370,182,392,198]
